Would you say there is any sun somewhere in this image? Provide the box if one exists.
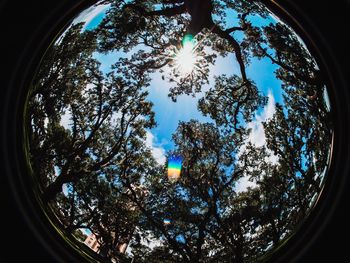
[174,35,198,75]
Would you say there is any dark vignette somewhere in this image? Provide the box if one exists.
[1,0,349,262]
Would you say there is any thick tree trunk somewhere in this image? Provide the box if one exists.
[270,218,280,245]
[185,0,214,35]
[42,173,71,202]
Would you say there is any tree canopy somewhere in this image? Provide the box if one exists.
[27,0,332,262]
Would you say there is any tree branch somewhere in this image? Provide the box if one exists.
[212,25,248,83]
[124,3,186,17]
[257,44,320,85]
[122,180,193,261]
[225,26,246,34]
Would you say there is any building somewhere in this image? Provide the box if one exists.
[84,185,148,256]
[84,233,100,253]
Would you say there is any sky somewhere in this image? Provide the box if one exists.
[235,90,279,192]
[72,3,110,30]
[68,3,287,193]
[53,0,333,250]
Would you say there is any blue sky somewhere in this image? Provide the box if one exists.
[70,2,286,167]
[62,0,331,245]
[72,3,109,30]
[71,3,285,178]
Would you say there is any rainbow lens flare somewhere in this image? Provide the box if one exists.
[167,155,183,181]
[163,219,171,225]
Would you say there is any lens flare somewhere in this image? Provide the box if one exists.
[167,155,182,181]
[174,34,197,75]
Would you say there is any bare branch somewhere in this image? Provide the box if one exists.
[212,25,248,83]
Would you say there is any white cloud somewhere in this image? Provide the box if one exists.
[235,91,278,193]
[145,131,166,165]
[235,176,257,193]
[60,109,72,130]
[44,117,49,129]
[54,4,109,45]
[244,90,278,164]
[126,229,163,256]
[72,4,109,30]
[110,111,123,125]
[82,83,96,99]
[62,183,69,196]
[246,91,276,147]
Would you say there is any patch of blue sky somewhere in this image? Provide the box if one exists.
[177,190,191,202]
[227,5,274,27]
[212,8,284,106]
[87,4,286,155]
[209,52,240,79]
[147,49,245,151]
[295,171,302,178]
[93,44,153,75]
[84,7,109,31]
[176,235,186,244]
[72,3,110,31]
[246,56,284,105]
[83,228,92,236]
[300,143,309,170]
[222,8,239,28]
[190,207,199,214]
[147,72,212,151]
[222,7,276,38]
[249,13,275,27]
[93,50,126,74]
[54,3,110,52]
[222,165,238,179]
[222,7,274,28]
[63,183,74,196]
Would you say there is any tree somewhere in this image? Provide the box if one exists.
[27,0,332,262]
[28,23,100,190]
[96,0,265,100]
[199,74,267,135]
[73,229,88,242]
[29,22,156,203]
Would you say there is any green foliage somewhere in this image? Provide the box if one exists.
[27,0,332,262]
[73,229,88,242]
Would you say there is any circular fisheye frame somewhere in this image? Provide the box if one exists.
[14,0,342,262]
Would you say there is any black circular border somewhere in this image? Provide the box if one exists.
[1,0,349,262]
